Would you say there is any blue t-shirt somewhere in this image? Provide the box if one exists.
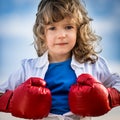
[45,58,77,115]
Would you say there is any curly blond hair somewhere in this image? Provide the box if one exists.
[33,0,102,63]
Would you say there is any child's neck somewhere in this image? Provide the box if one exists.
[48,53,71,63]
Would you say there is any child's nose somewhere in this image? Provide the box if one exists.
[57,29,66,39]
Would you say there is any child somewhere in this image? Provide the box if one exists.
[0,0,120,120]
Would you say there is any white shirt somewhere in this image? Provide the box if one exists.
[0,51,120,93]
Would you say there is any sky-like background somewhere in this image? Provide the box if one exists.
[0,0,120,81]
[0,0,120,120]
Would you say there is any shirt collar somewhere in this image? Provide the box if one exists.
[71,54,84,69]
[35,51,84,68]
[35,51,49,68]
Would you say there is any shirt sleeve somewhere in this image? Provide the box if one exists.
[96,57,120,92]
[0,60,26,93]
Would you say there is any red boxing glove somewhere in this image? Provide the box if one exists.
[0,77,52,119]
[69,74,120,116]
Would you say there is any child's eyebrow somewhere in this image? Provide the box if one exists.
[64,20,76,25]
[65,23,75,25]
[64,23,76,27]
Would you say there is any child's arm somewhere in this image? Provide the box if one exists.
[0,77,51,119]
[69,74,120,117]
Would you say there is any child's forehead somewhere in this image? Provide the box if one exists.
[48,17,76,25]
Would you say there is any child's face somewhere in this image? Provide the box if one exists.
[44,17,77,62]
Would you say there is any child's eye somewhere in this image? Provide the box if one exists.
[65,25,74,30]
[48,26,56,30]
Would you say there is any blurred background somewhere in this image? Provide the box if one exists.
[0,0,120,120]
